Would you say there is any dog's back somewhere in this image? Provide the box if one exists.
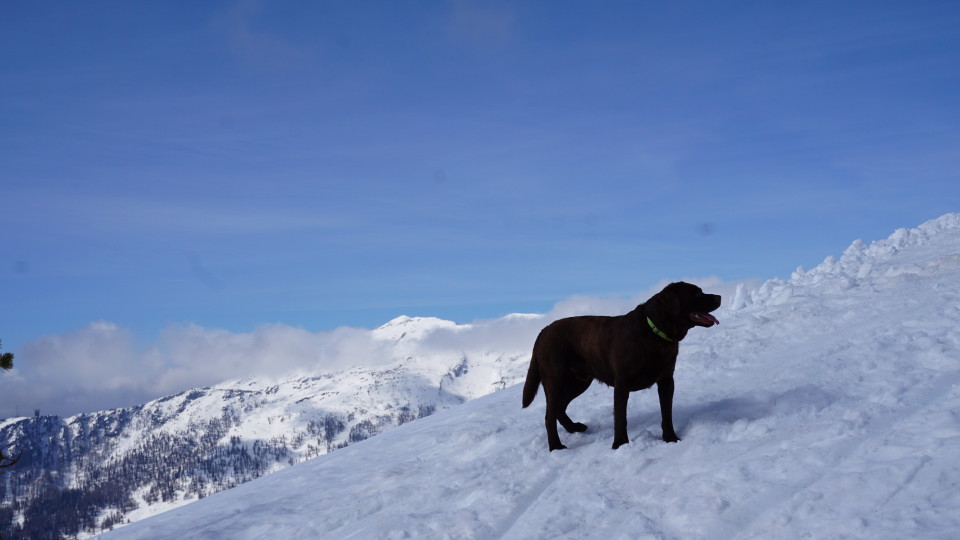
[522,314,623,408]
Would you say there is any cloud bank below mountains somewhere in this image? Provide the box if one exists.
[1,277,748,419]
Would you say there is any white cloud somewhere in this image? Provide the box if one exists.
[1,322,147,417]
[0,321,394,419]
[24,321,140,389]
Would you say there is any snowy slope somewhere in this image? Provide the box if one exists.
[104,214,960,539]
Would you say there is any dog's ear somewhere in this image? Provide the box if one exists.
[652,282,682,317]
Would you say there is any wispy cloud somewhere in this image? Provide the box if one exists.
[446,0,517,51]
[10,190,354,238]
[212,0,308,70]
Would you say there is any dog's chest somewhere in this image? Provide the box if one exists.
[617,347,677,390]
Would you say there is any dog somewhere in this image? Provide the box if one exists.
[522,282,721,450]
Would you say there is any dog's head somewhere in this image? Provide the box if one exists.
[647,282,722,340]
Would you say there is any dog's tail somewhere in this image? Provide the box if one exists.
[522,349,541,408]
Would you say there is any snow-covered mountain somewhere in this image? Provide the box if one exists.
[101,213,960,539]
[0,315,534,538]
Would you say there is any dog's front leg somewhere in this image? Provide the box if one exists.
[612,383,630,449]
[657,375,680,443]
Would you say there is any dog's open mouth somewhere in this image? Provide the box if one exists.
[690,312,719,327]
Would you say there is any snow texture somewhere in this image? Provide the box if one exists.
[105,214,960,539]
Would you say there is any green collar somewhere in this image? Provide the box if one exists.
[647,316,674,342]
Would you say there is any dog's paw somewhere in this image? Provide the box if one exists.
[611,439,629,450]
[565,422,588,433]
[549,444,568,452]
[662,432,681,443]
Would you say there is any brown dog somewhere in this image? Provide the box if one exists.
[522,282,721,450]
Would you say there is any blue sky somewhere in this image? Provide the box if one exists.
[2,1,960,415]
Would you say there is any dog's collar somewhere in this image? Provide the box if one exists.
[647,316,675,342]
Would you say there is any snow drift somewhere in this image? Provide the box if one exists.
[105,214,960,539]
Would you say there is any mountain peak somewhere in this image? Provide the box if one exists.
[372,315,463,343]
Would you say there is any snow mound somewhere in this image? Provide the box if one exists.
[732,213,960,309]
[104,214,960,540]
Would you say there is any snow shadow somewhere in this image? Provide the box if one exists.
[675,384,837,436]
[554,383,838,449]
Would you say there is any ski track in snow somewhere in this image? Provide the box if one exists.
[102,214,960,539]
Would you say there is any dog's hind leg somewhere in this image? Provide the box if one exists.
[557,377,591,433]
[542,381,568,451]
[544,406,567,451]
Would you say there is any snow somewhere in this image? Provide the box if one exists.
[372,315,467,343]
[104,214,960,539]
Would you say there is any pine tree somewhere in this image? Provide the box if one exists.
[0,339,11,372]
[1,339,21,472]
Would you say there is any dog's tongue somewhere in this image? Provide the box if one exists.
[690,312,720,326]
